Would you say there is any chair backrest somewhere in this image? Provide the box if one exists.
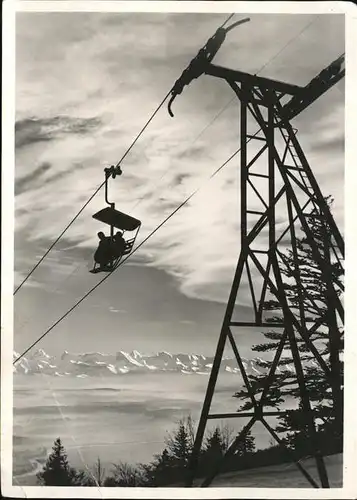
[123,238,135,255]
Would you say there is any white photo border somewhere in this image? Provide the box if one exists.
[2,1,356,498]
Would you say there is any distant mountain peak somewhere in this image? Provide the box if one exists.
[130,350,142,359]
[13,348,291,379]
[33,348,51,358]
[157,351,173,358]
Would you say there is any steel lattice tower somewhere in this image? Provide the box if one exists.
[168,20,344,489]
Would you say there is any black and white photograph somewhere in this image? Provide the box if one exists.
[2,1,356,496]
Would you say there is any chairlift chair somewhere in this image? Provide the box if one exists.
[90,165,141,273]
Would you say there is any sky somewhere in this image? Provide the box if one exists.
[13,11,345,357]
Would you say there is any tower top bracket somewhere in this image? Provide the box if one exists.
[168,17,345,121]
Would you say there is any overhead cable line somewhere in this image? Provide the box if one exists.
[14,182,104,296]
[13,128,262,366]
[134,14,319,218]
[16,85,241,341]
[14,13,317,361]
[13,13,235,297]
[255,15,319,75]
[220,13,235,29]
[13,92,172,296]
[131,96,237,213]
[16,86,238,334]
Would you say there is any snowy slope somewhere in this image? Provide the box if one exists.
[209,453,343,488]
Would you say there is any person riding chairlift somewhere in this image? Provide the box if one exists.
[113,230,126,259]
[94,231,113,269]
[93,230,127,270]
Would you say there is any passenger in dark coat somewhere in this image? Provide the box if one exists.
[113,231,126,259]
[94,231,112,268]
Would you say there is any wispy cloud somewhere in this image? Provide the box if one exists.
[14,12,344,303]
[15,116,102,150]
[109,307,127,314]
[15,162,52,195]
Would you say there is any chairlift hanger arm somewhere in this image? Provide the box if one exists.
[168,17,250,117]
[104,164,123,207]
[168,15,345,120]
[281,54,345,121]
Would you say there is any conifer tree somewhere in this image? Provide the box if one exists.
[143,417,194,485]
[203,428,225,460]
[142,448,175,486]
[234,198,343,453]
[166,420,193,467]
[37,438,74,486]
[234,429,256,456]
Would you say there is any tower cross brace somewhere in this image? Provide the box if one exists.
[168,37,344,488]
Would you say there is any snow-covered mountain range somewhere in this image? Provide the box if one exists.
[12,348,283,378]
